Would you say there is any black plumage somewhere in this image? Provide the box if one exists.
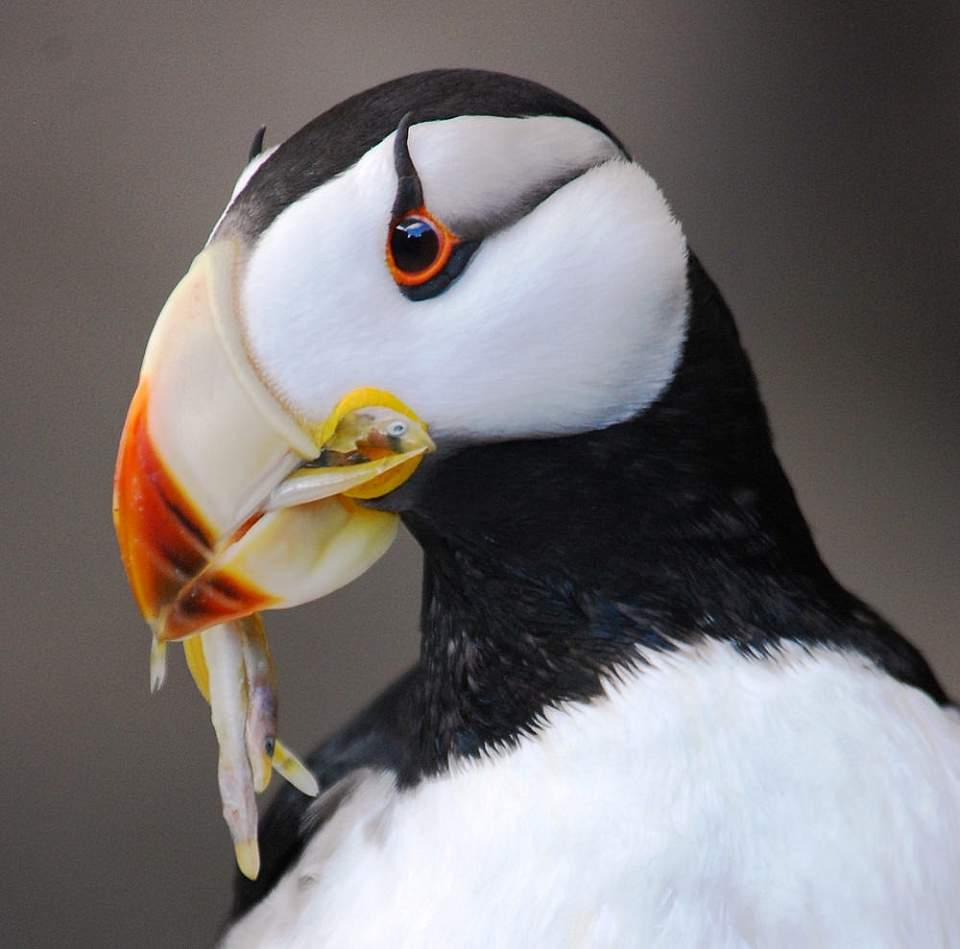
[230,248,947,922]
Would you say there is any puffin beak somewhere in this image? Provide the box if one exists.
[113,241,432,876]
[114,239,430,649]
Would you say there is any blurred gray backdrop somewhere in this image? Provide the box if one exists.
[2,2,958,946]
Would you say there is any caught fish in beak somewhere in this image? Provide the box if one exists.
[113,241,434,876]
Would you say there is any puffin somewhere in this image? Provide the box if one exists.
[112,69,960,947]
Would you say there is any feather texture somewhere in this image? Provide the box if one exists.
[224,642,960,948]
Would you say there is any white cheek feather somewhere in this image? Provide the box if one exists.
[239,116,688,440]
[223,641,960,948]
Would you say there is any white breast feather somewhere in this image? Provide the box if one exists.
[223,641,960,948]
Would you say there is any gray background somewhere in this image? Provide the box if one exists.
[2,2,957,946]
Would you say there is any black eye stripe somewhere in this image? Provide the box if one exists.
[446,161,606,243]
[389,164,596,302]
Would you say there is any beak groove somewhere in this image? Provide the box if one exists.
[163,571,277,642]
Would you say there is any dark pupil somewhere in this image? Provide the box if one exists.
[391,217,440,274]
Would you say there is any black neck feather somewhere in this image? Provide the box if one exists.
[230,253,948,918]
[399,253,946,777]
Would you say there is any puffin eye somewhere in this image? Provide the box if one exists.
[390,218,439,273]
[386,209,458,288]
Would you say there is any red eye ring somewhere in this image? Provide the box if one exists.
[386,206,459,287]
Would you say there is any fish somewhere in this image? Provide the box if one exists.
[163,405,433,876]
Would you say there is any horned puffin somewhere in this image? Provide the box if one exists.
[113,70,960,947]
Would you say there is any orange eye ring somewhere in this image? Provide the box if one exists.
[386,205,459,287]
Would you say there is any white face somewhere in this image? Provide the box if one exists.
[229,114,689,442]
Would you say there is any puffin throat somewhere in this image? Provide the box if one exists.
[396,253,946,775]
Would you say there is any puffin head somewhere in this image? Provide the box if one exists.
[113,70,721,878]
[114,69,690,649]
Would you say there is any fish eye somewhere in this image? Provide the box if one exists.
[386,210,457,287]
[387,420,408,438]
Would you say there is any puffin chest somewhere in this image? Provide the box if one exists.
[223,642,960,948]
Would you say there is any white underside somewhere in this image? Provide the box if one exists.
[223,641,960,949]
